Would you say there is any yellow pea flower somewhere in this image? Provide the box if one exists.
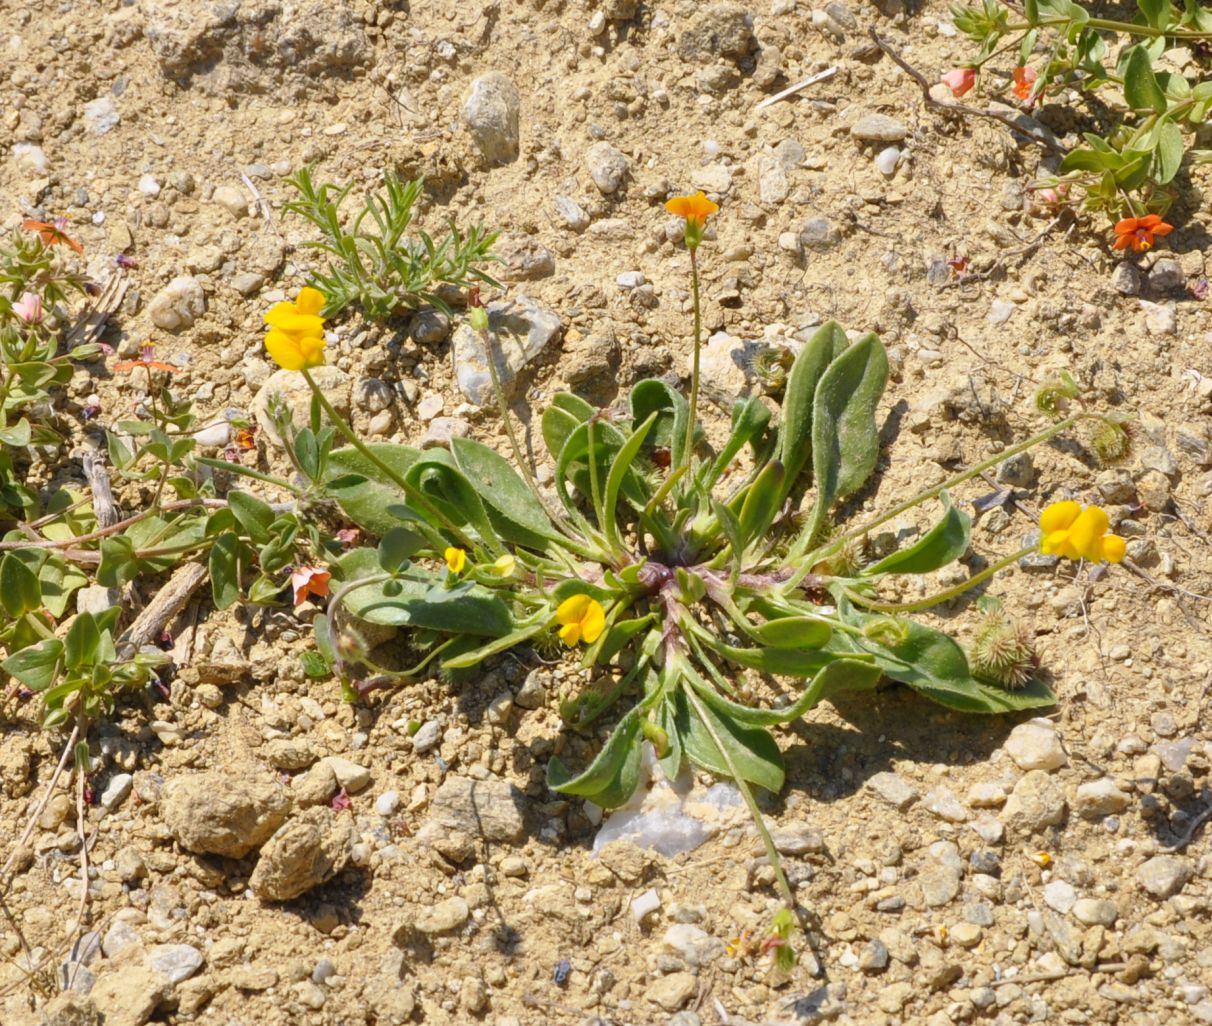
[555,594,605,646]
[1039,501,1125,563]
[664,191,719,249]
[264,286,327,370]
[444,547,467,574]
[490,554,517,577]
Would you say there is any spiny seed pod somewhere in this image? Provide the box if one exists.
[743,345,795,394]
[969,608,1038,690]
[816,535,867,577]
[1089,418,1133,466]
[1034,371,1079,419]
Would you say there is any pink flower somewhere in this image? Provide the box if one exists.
[941,68,976,98]
[12,292,42,324]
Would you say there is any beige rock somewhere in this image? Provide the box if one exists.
[249,806,355,902]
[161,768,290,858]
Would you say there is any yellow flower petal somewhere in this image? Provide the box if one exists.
[1100,534,1126,563]
[297,334,326,368]
[556,594,592,626]
[1039,501,1081,535]
[491,555,517,577]
[265,329,305,371]
[295,286,327,316]
[558,622,582,646]
[580,600,606,644]
[444,547,466,573]
[1067,506,1110,561]
[264,302,297,329]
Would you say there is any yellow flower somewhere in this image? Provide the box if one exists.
[444,547,467,574]
[555,594,605,646]
[490,554,517,577]
[664,191,719,249]
[1039,501,1125,563]
[264,286,327,370]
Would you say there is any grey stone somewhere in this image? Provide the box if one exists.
[924,786,968,823]
[1075,778,1130,819]
[647,970,697,1012]
[462,72,520,165]
[1147,257,1184,294]
[1073,898,1118,926]
[146,944,203,984]
[1001,770,1067,835]
[252,365,352,447]
[410,308,450,345]
[851,114,909,143]
[318,756,370,794]
[772,823,825,855]
[1110,261,1141,296]
[420,416,471,449]
[161,768,291,857]
[553,195,589,232]
[451,295,561,405]
[414,896,470,934]
[100,773,133,812]
[58,962,95,995]
[13,142,50,174]
[249,806,356,902]
[147,276,205,332]
[514,671,548,709]
[859,938,889,972]
[1005,720,1067,772]
[410,719,443,753]
[1043,879,1077,913]
[919,863,961,907]
[586,142,629,194]
[420,775,526,843]
[498,237,555,281]
[799,216,836,249]
[996,452,1034,487]
[211,184,249,218]
[76,586,119,617]
[662,924,724,967]
[867,771,918,811]
[1137,855,1193,899]
[676,3,756,60]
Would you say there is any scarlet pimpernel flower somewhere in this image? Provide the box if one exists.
[555,594,605,646]
[1113,215,1172,253]
[114,343,176,374]
[22,217,83,254]
[1039,501,1126,564]
[12,292,42,323]
[942,67,976,98]
[264,287,327,370]
[291,566,331,605]
[665,191,718,250]
[1012,66,1037,101]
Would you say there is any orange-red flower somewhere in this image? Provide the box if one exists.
[22,217,83,254]
[1012,66,1037,102]
[114,343,176,374]
[665,191,719,249]
[1112,215,1173,253]
[291,566,331,605]
[941,68,976,98]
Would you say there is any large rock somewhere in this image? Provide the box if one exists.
[147,276,205,332]
[418,776,526,844]
[252,365,352,447]
[676,3,756,60]
[462,72,520,165]
[1001,770,1067,835]
[161,768,290,858]
[451,295,561,405]
[1004,719,1067,772]
[249,806,355,902]
[1137,855,1193,899]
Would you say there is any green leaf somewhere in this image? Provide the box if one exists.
[675,688,785,792]
[542,393,594,462]
[748,616,833,649]
[603,413,657,551]
[687,657,881,726]
[227,490,275,544]
[209,533,242,609]
[547,708,644,809]
[64,613,102,670]
[1025,0,1040,24]
[450,437,561,550]
[0,418,31,447]
[1137,0,1170,29]
[0,554,41,617]
[2,638,63,692]
[864,493,971,575]
[629,379,692,468]
[23,552,86,618]
[377,526,422,573]
[1060,147,1115,174]
[1123,44,1167,113]
[97,535,138,589]
[441,619,549,669]
[775,322,839,499]
[807,333,889,538]
[737,460,785,548]
[338,564,513,636]
[592,615,656,666]
[1153,120,1184,185]
[699,398,771,492]
[324,444,422,536]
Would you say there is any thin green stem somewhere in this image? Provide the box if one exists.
[301,368,474,549]
[1009,15,1212,39]
[783,412,1096,591]
[844,545,1035,614]
[680,247,702,482]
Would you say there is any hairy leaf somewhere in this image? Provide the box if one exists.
[863,492,971,576]
[547,708,644,809]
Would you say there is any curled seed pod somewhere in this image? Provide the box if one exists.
[969,607,1038,690]
[1034,370,1079,419]
[1088,417,1133,466]
[742,345,795,394]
